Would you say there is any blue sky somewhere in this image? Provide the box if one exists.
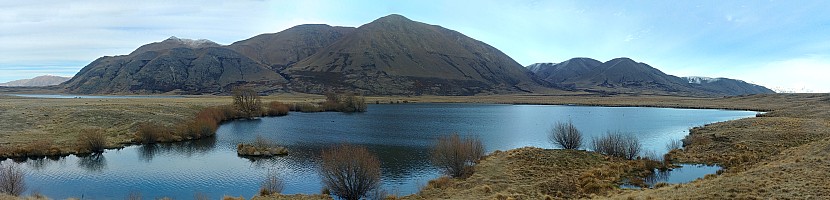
[1,0,828,92]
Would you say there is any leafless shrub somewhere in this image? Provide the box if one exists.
[78,128,107,153]
[259,170,284,196]
[431,133,485,178]
[590,131,641,160]
[665,138,683,151]
[232,87,263,118]
[319,144,381,200]
[340,94,367,113]
[548,120,583,150]
[0,162,26,196]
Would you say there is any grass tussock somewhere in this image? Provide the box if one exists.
[77,128,107,153]
[266,101,290,116]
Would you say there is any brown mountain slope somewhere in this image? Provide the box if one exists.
[285,14,544,95]
[63,38,285,94]
[227,24,355,70]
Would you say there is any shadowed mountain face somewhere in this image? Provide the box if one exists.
[284,14,543,95]
[63,43,285,94]
[0,75,71,87]
[227,24,355,70]
[528,57,775,96]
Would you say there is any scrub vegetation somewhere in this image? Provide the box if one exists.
[318,144,381,200]
[549,120,584,150]
[430,133,485,178]
[0,162,25,196]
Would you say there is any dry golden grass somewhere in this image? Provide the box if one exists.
[406,147,659,199]
[251,194,332,200]
[0,94,316,158]
[1,92,829,199]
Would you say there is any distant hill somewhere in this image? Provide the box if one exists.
[284,14,543,95]
[682,76,775,96]
[527,57,775,96]
[63,37,285,94]
[0,75,71,87]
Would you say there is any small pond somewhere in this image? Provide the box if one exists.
[4,103,757,199]
[621,164,722,189]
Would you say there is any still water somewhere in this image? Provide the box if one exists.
[6,104,757,199]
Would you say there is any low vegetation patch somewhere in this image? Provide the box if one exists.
[266,101,290,116]
[237,136,288,157]
[412,147,665,199]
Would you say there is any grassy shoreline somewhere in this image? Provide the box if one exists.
[1,93,828,199]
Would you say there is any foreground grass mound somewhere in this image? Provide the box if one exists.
[411,147,658,199]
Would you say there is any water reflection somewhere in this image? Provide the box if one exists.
[78,153,106,172]
[138,137,217,161]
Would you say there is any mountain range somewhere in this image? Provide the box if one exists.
[527,57,774,96]
[62,14,772,96]
[0,75,71,87]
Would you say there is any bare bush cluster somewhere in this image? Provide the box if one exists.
[431,133,485,178]
[548,121,583,150]
[665,138,683,151]
[233,87,263,118]
[319,144,381,200]
[259,170,284,196]
[590,131,641,160]
[323,92,368,113]
[0,162,26,196]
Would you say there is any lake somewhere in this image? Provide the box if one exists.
[4,103,757,199]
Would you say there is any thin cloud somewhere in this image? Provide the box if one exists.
[0,0,827,93]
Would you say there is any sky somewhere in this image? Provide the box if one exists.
[1,0,828,92]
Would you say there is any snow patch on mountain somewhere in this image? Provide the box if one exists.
[684,76,722,84]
